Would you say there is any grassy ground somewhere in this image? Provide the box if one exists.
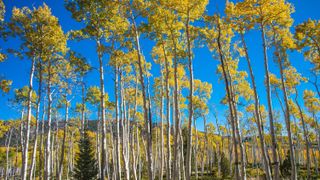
[144,167,320,179]
[185,168,319,180]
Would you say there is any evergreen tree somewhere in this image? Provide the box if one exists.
[280,150,292,178]
[73,131,98,180]
[221,152,230,178]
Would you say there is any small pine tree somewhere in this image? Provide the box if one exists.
[280,150,291,178]
[73,131,98,180]
[221,152,230,178]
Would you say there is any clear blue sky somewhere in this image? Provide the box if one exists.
[1,0,319,131]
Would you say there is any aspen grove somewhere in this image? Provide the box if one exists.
[0,0,319,179]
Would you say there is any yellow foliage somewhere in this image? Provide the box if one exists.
[295,19,320,71]
[303,90,320,113]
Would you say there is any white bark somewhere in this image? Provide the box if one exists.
[45,66,53,179]
[21,57,36,180]
[5,129,13,180]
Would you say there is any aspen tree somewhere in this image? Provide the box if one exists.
[303,89,320,176]
[152,44,169,180]
[124,1,156,178]
[193,79,212,178]
[295,20,320,73]
[29,58,44,180]
[56,51,89,179]
[10,5,66,179]
[165,1,209,178]
[295,20,320,98]
[109,50,136,180]
[65,1,128,178]
[203,15,241,179]
[10,8,36,180]
[269,20,298,179]
[218,47,253,180]
[13,86,37,177]
[0,0,12,93]
[226,2,279,178]
[147,2,183,178]
[68,51,91,133]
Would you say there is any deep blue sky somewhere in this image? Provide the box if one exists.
[1,0,319,131]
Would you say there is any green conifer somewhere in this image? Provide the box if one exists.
[280,150,292,178]
[221,152,230,178]
[73,131,98,180]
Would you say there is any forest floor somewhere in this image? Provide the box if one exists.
[186,167,320,180]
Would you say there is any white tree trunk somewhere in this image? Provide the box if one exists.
[58,97,70,180]
[21,57,36,180]
[45,64,53,179]
[5,129,12,180]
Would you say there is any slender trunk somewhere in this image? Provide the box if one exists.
[227,126,233,176]
[229,78,246,180]
[171,29,181,180]
[131,14,153,180]
[194,119,198,179]
[131,127,137,180]
[275,43,297,180]
[115,67,121,179]
[205,115,209,175]
[97,39,108,179]
[260,24,276,180]
[214,113,222,177]
[54,119,58,178]
[133,76,142,180]
[106,114,111,179]
[159,70,164,180]
[137,127,141,180]
[179,128,186,180]
[216,19,240,180]
[5,129,13,180]
[317,126,320,175]
[201,152,204,177]
[29,104,39,180]
[185,15,194,180]
[154,127,159,180]
[217,144,222,177]
[241,31,279,179]
[20,110,25,163]
[97,107,101,177]
[132,77,139,180]
[81,82,85,133]
[235,108,246,180]
[21,57,36,180]
[66,133,72,179]
[52,126,56,178]
[29,64,42,180]
[57,97,69,180]
[39,97,46,180]
[120,70,130,180]
[45,60,52,180]
[161,42,171,180]
[312,113,319,175]
[293,117,300,165]
[125,100,130,180]
[71,131,75,173]
[146,59,154,179]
